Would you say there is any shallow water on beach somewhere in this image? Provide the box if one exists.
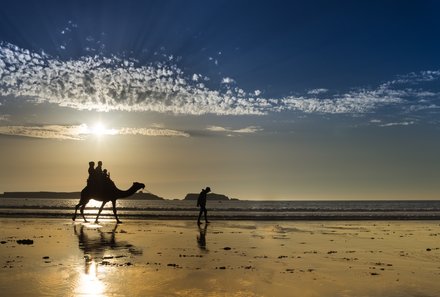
[1,219,440,297]
[2,198,440,220]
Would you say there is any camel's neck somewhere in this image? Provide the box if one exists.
[115,186,139,199]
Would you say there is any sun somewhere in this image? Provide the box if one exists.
[91,123,106,136]
[77,122,118,137]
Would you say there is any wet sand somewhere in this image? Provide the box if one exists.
[1,218,440,297]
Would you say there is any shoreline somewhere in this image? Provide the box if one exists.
[3,199,440,220]
[2,212,440,220]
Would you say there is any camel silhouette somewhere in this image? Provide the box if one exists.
[72,181,145,224]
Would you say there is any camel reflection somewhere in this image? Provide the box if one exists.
[74,224,142,275]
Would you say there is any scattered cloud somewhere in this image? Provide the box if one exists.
[221,77,235,84]
[379,121,415,127]
[118,127,189,137]
[0,123,189,140]
[151,123,165,128]
[206,125,262,134]
[279,88,405,114]
[0,124,86,140]
[0,42,439,121]
[0,42,266,115]
[208,56,218,65]
[407,104,440,112]
[307,88,328,95]
[0,114,9,121]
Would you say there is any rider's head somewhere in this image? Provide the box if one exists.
[98,161,103,166]
[205,187,211,192]
[89,161,95,167]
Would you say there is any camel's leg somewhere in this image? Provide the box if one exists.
[95,201,107,223]
[111,200,122,224]
[73,198,88,221]
[73,201,87,222]
[80,204,88,222]
[75,188,89,222]
[72,203,80,221]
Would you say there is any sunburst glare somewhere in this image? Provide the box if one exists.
[92,123,106,136]
[78,123,118,137]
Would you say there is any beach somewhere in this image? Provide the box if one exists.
[1,218,440,296]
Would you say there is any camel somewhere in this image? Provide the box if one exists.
[72,181,145,224]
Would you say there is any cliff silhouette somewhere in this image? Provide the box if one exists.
[183,193,231,201]
[1,191,238,201]
[0,191,163,200]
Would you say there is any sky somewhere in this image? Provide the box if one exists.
[1,0,440,200]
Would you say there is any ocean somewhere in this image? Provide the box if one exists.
[1,198,440,220]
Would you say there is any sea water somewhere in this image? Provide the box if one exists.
[1,198,440,220]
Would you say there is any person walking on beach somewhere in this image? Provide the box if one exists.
[197,186,211,224]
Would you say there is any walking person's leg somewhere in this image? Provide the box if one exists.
[198,208,203,224]
[204,207,209,223]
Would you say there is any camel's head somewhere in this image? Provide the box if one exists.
[133,182,145,191]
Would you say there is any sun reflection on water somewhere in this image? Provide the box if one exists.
[76,258,106,297]
[72,224,143,297]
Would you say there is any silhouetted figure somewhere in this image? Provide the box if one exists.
[87,161,95,186]
[88,161,95,176]
[72,181,145,224]
[95,161,103,176]
[74,160,145,224]
[197,186,211,224]
[197,223,208,251]
[92,161,111,194]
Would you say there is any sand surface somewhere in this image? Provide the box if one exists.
[1,218,440,297]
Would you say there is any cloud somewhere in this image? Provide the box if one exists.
[0,124,189,140]
[0,124,86,140]
[118,127,189,137]
[206,125,262,134]
[0,114,9,121]
[279,88,405,114]
[0,42,267,116]
[221,77,235,84]
[1,42,439,119]
[407,104,440,112]
[307,88,328,95]
[379,121,415,127]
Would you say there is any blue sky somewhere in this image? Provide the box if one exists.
[0,0,440,199]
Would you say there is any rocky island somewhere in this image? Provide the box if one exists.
[0,191,164,200]
[183,193,234,201]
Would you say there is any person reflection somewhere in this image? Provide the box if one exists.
[73,224,142,274]
[197,223,208,251]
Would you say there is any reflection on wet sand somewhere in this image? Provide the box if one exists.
[73,224,142,296]
[2,220,440,296]
[197,223,208,251]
